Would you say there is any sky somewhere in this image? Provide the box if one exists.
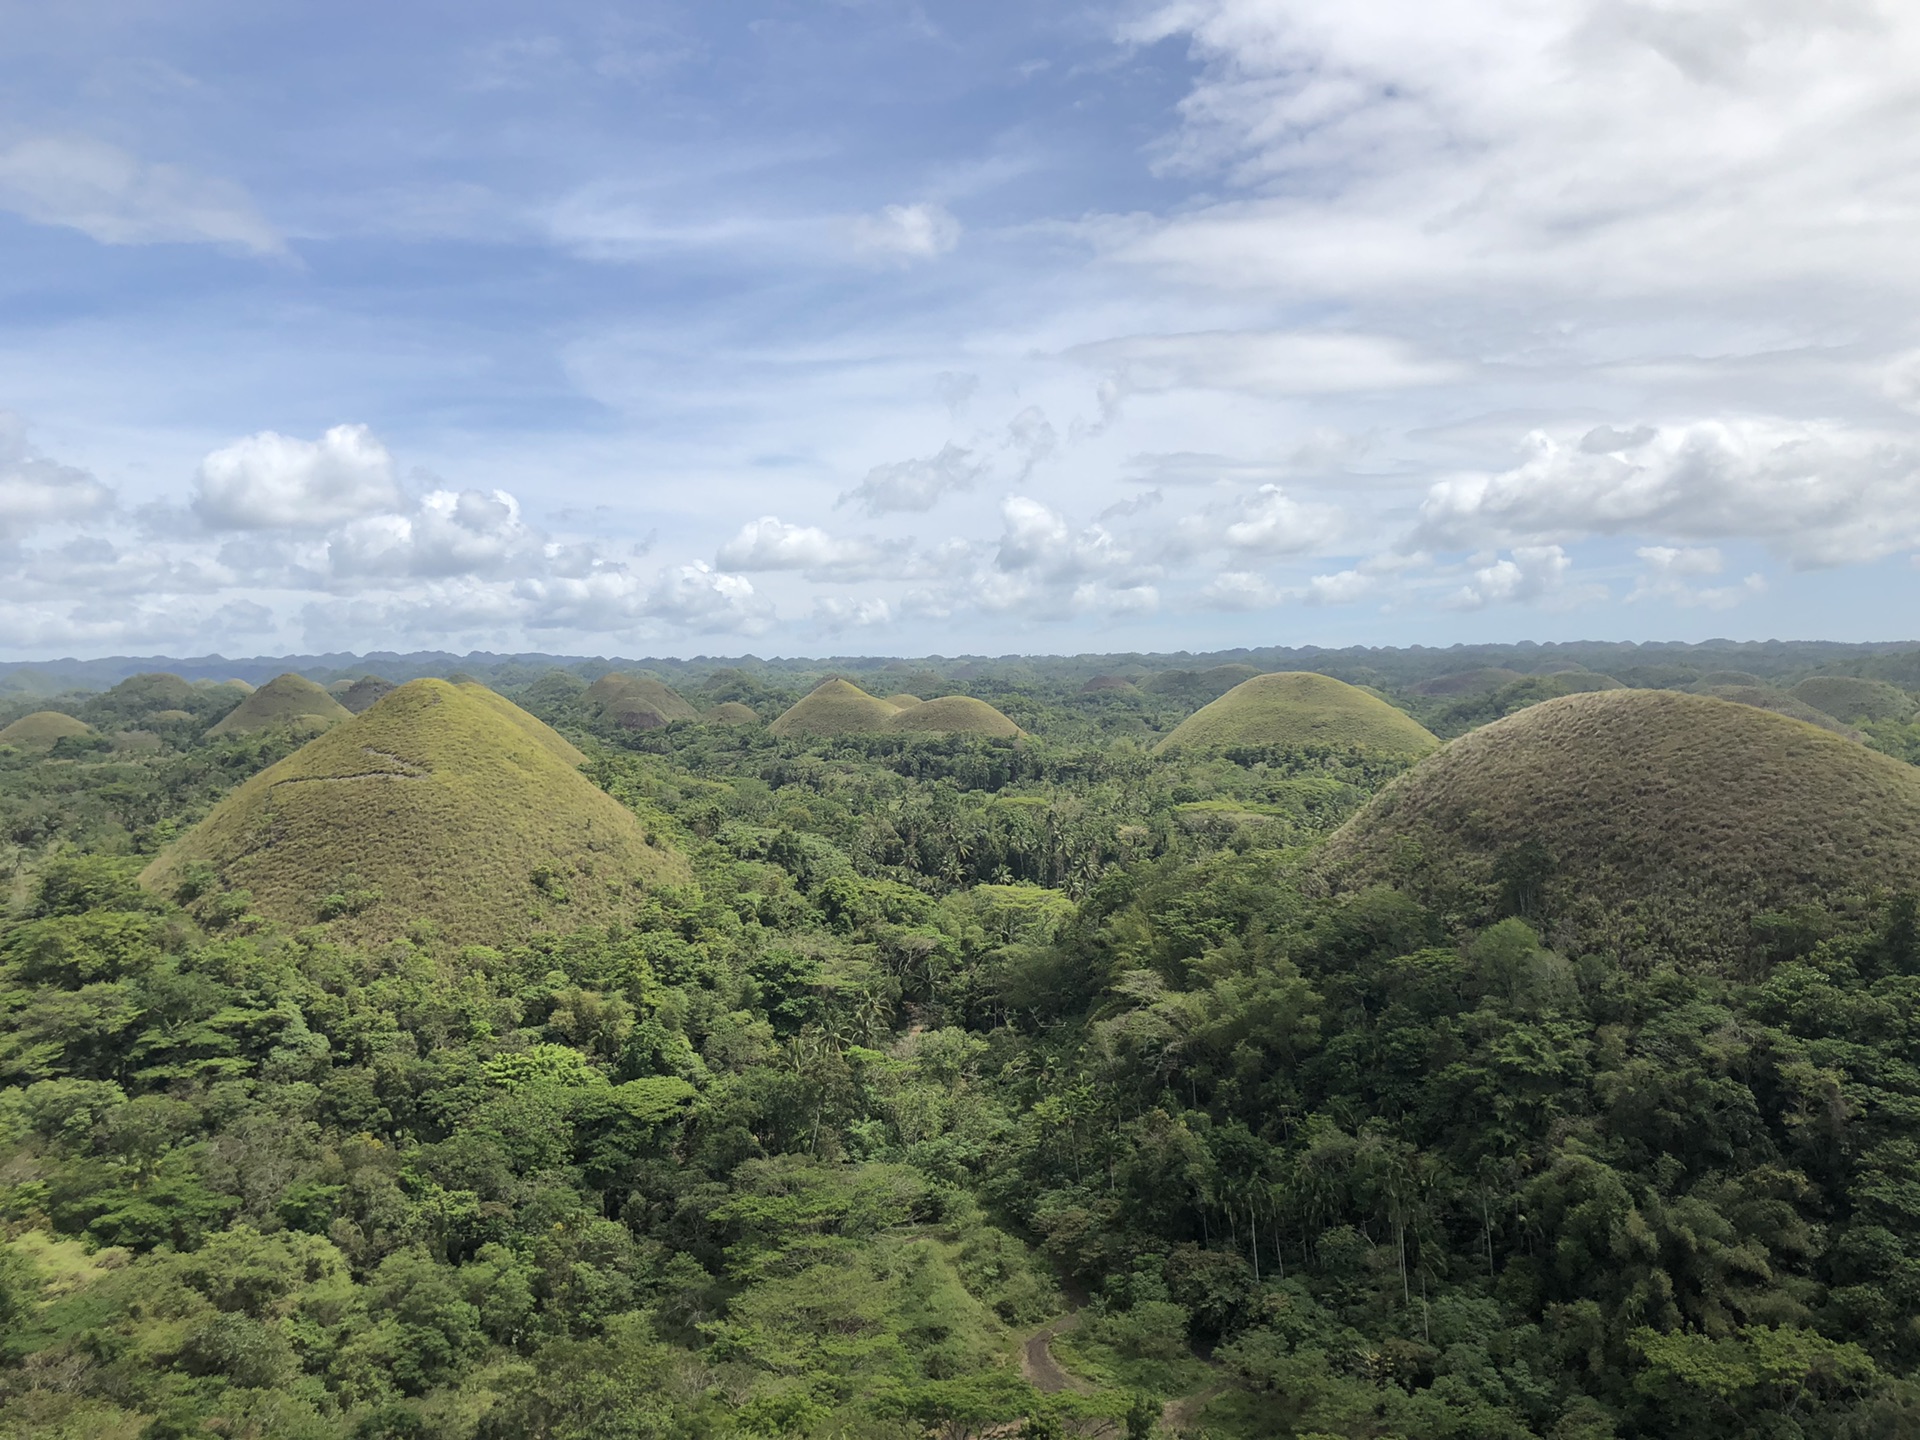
[2,0,1919,661]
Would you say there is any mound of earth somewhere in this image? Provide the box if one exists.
[340,676,398,714]
[1792,676,1915,725]
[769,679,901,737]
[103,673,195,712]
[586,674,698,726]
[1316,689,1920,959]
[0,712,95,750]
[770,680,1023,739]
[886,695,1023,738]
[1695,670,1767,688]
[705,702,761,725]
[149,709,195,724]
[1080,676,1139,694]
[142,679,687,945]
[885,694,923,710]
[1412,668,1525,696]
[1694,685,1860,737]
[1155,673,1437,758]
[206,674,352,737]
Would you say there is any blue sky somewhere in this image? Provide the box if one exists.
[3,0,1919,659]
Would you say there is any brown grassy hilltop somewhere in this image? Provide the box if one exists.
[143,679,687,945]
[0,712,94,750]
[769,679,1022,739]
[206,674,352,737]
[1155,672,1437,758]
[1317,688,1920,960]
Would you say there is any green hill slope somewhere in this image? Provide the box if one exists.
[205,673,352,737]
[586,674,698,723]
[769,679,900,737]
[0,711,94,750]
[143,679,687,945]
[1695,684,1860,737]
[340,676,398,714]
[1155,672,1437,757]
[1412,667,1524,696]
[1792,675,1916,723]
[885,695,1022,738]
[706,701,761,725]
[1317,688,1920,958]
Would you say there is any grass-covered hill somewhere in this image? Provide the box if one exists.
[1319,688,1920,957]
[885,694,1023,738]
[338,675,396,714]
[1155,671,1439,757]
[1141,663,1261,702]
[1793,674,1917,723]
[143,679,688,944]
[0,711,95,750]
[585,673,698,727]
[769,678,908,737]
[1410,666,1525,696]
[1694,683,1860,737]
[204,673,353,737]
[705,700,760,724]
[1080,675,1138,693]
[769,679,1023,739]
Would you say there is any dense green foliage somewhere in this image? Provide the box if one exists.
[7,648,1920,1438]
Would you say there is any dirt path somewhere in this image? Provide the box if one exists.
[1020,1311,1092,1394]
[1160,1382,1225,1434]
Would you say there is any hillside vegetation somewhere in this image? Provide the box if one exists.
[1793,674,1917,723]
[770,679,1022,739]
[143,679,687,944]
[338,675,396,714]
[205,673,352,737]
[885,694,1023,738]
[0,712,95,750]
[1320,688,1920,957]
[586,673,699,725]
[1156,671,1438,757]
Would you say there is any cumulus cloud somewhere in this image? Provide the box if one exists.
[0,414,112,539]
[1628,546,1766,609]
[0,136,283,255]
[1171,483,1345,558]
[1414,420,1920,567]
[852,201,960,260]
[716,516,889,578]
[814,595,894,632]
[1303,569,1375,606]
[329,488,545,580]
[1201,571,1281,610]
[840,441,983,515]
[1443,545,1594,611]
[195,424,406,532]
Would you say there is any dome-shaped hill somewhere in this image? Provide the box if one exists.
[886,695,1022,738]
[1080,675,1139,694]
[1696,670,1767,688]
[0,711,94,750]
[885,694,922,710]
[1695,684,1859,737]
[143,680,687,945]
[1316,689,1920,960]
[340,676,398,714]
[1793,675,1915,724]
[1155,673,1438,758]
[1144,664,1262,702]
[150,709,195,724]
[104,673,195,712]
[706,701,760,725]
[326,679,354,696]
[202,678,255,697]
[1413,667,1525,696]
[770,679,900,737]
[586,674,697,724]
[206,673,352,737]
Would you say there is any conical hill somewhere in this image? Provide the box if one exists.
[340,676,398,714]
[143,680,687,945]
[206,674,352,737]
[1792,675,1915,724]
[705,702,760,725]
[1155,673,1437,757]
[586,674,697,723]
[1316,689,1920,959]
[0,711,95,750]
[769,679,1022,739]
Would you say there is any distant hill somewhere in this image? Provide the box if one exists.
[1318,689,1920,959]
[1155,673,1438,757]
[1694,684,1861,737]
[205,674,352,737]
[0,711,94,750]
[143,679,687,945]
[586,673,698,728]
[770,679,1022,739]
[1412,667,1525,696]
[884,694,922,710]
[1142,664,1262,703]
[705,702,761,725]
[1080,675,1139,694]
[1792,675,1915,724]
[340,676,398,714]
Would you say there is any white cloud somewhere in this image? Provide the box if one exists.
[329,488,541,579]
[852,201,961,260]
[1171,483,1345,558]
[814,595,894,631]
[1068,329,1460,397]
[1201,571,1281,610]
[1443,545,1591,611]
[1303,569,1375,606]
[195,424,406,532]
[840,441,983,515]
[1628,545,1766,609]
[716,516,885,576]
[1414,419,1920,566]
[1117,1,1920,306]
[0,414,112,539]
[0,136,283,255]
